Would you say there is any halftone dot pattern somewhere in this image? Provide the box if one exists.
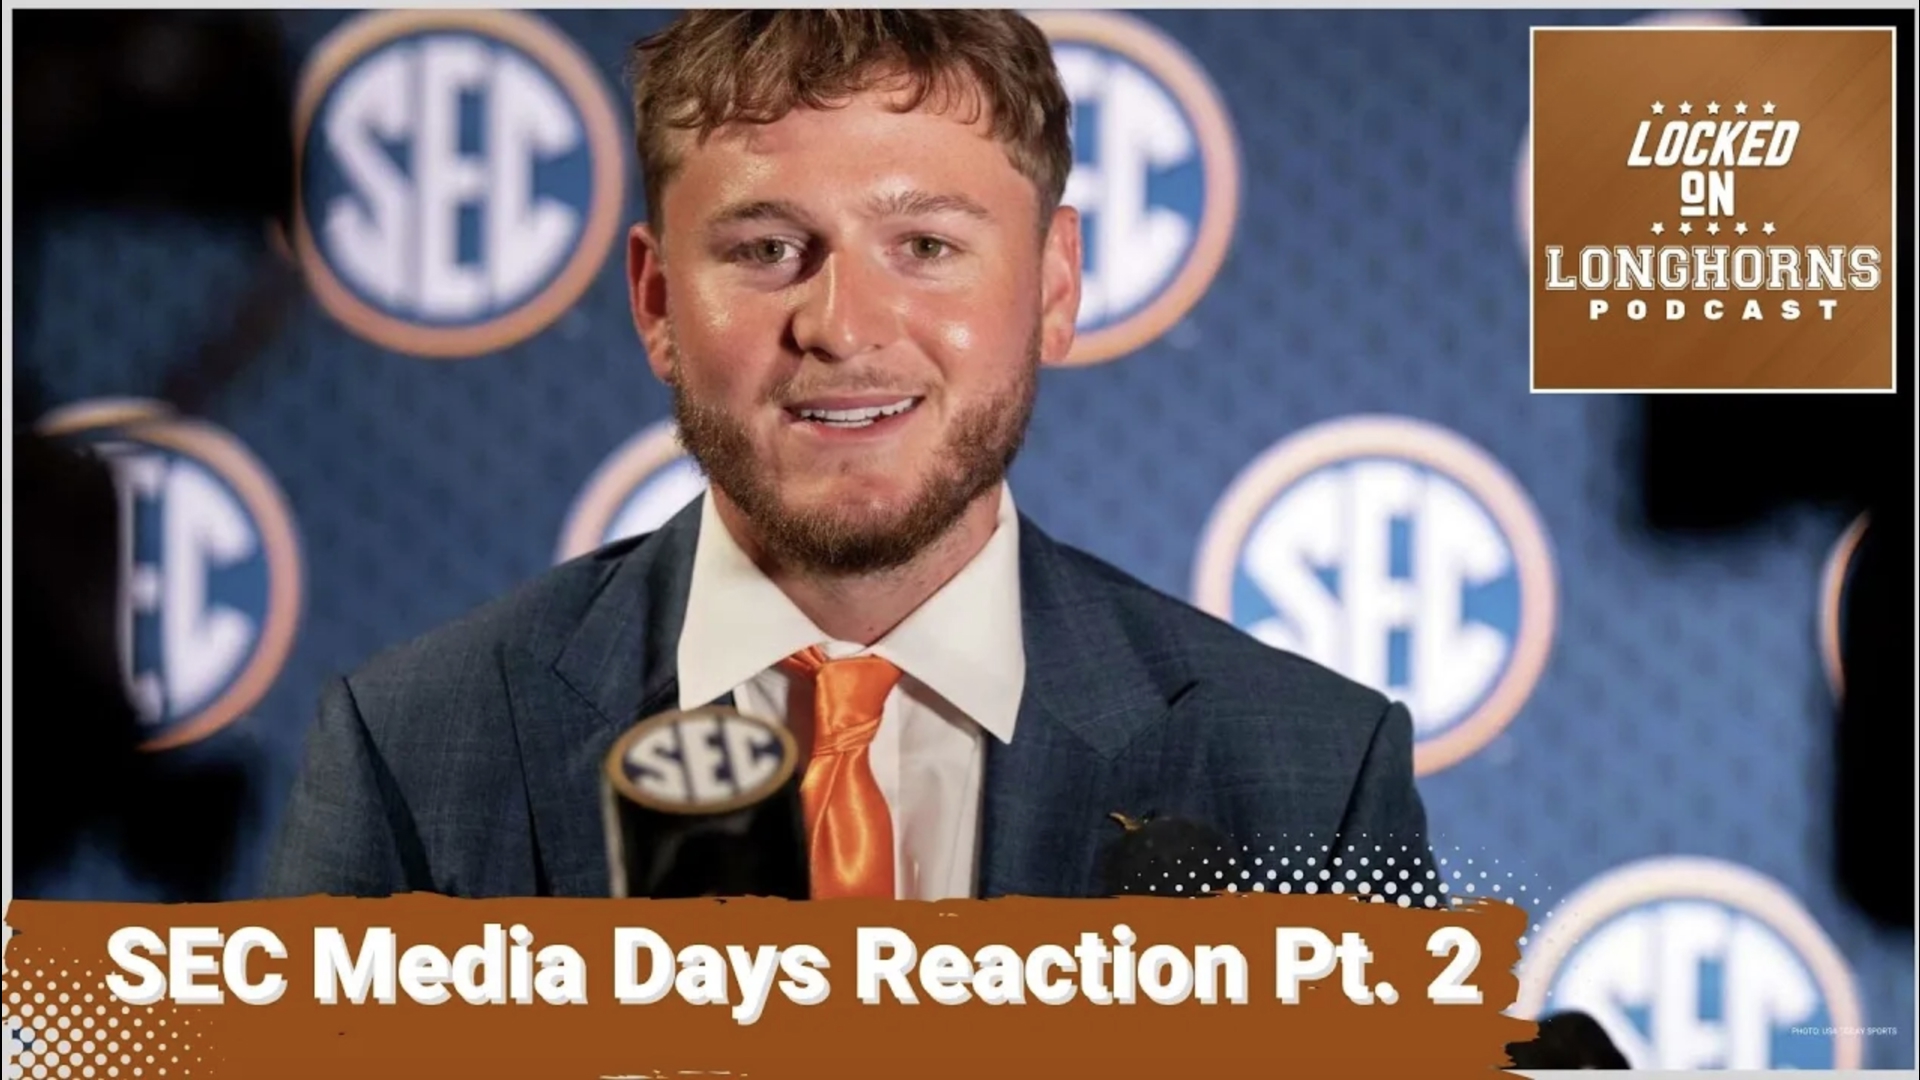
[1107,834,1560,937]
[15,9,1911,1067]
[3,954,205,1079]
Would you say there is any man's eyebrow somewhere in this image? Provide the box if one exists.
[705,198,818,232]
[862,190,994,222]
[702,191,993,235]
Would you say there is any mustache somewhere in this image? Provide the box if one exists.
[660,331,930,404]
[764,370,930,407]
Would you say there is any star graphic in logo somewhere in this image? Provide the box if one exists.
[1706,101,1721,115]
[1678,101,1694,115]
[1651,222,1666,235]
[1679,222,1693,235]
[1735,222,1749,235]
[1706,222,1721,235]
[1734,101,1749,115]
[1762,101,1777,115]
[1651,101,1666,115]
[1762,222,1777,235]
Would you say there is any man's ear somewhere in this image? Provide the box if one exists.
[628,222,673,382]
[1037,205,1083,367]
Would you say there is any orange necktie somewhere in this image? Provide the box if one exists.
[781,646,901,899]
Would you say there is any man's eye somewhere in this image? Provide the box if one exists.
[908,237,951,259]
[744,239,795,265]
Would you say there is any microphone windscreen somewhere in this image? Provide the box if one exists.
[1506,1010,1631,1069]
[1098,815,1235,896]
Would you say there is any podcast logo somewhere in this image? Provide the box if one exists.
[293,10,626,358]
[555,419,708,563]
[1031,12,1240,365]
[607,709,798,814]
[39,400,304,751]
[1818,513,1869,702]
[1517,857,1868,1069]
[1530,26,1894,391]
[1192,416,1557,775]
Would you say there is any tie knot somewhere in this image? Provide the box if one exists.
[781,647,902,753]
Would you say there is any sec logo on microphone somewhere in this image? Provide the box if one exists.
[608,709,799,815]
[1516,857,1866,1069]
[292,10,626,358]
[1031,11,1240,365]
[1192,415,1557,775]
[555,419,708,563]
[38,400,304,751]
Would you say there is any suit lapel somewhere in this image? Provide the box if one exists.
[978,519,1180,898]
[506,500,703,897]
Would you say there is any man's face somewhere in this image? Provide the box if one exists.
[628,79,1081,574]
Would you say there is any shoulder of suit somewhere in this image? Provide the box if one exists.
[344,533,652,704]
[1039,532,1395,728]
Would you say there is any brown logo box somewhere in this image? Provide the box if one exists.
[1530,27,1896,393]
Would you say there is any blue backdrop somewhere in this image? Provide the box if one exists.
[18,8,1913,1069]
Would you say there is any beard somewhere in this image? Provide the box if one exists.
[667,330,1039,577]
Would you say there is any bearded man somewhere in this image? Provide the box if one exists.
[268,10,1431,901]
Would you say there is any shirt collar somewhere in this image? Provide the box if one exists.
[676,484,1025,744]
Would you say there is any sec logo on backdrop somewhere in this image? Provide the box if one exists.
[1031,11,1240,365]
[1516,857,1866,1068]
[38,400,304,751]
[1192,416,1557,775]
[293,10,625,358]
[556,420,708,562]
[1817,512,1868,703]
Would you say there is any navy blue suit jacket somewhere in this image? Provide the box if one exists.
[266,501,1432,899]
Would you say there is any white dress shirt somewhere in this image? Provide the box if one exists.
[675,484,1026,900]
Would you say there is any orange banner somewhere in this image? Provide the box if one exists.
[4,895,1532,1079]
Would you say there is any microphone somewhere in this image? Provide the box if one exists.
[1506,1010,1630,1069]
[601,706,810,899]
[1098,814,1235,896]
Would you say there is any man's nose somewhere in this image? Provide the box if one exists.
[789,250,895,362]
